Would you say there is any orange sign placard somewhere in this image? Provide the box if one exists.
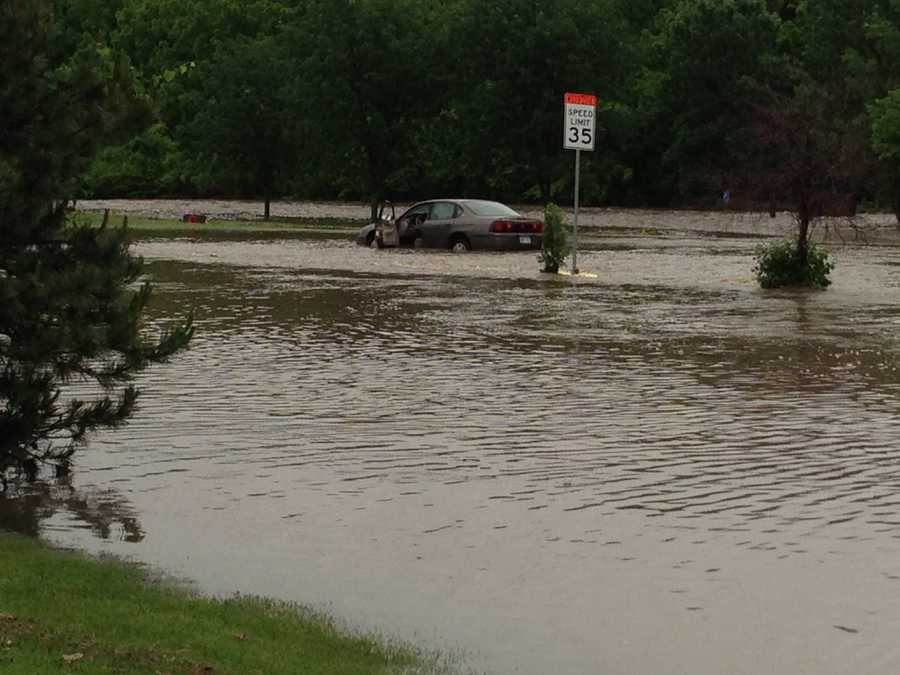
[564,92,597,106]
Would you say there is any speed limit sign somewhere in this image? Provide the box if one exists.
[563,92,597,275]
[563,92,597,151]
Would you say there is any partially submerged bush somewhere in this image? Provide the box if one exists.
[753,240,835,289]
[540,203,570,273]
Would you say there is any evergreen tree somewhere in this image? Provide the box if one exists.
[0,1,192,486]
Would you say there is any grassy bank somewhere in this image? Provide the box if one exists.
[73,210,362,234]
[0,532,419,674]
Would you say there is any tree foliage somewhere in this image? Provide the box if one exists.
[0,0,192,484]
[871,90,900,163]
[636,0,780,202]
[49,0,900,219]
[441,0,630,202]
[83,123,186,197]
[291,0,440,219]
[183,30,296,219]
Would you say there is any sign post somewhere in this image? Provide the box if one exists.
[563,92,597,274]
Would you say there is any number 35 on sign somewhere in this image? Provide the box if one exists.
[564,92,597,151]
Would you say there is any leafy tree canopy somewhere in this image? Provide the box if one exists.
[636,0,780,202]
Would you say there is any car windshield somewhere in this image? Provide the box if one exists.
[462,200,521,217]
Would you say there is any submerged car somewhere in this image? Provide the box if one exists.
[355,199,543,252]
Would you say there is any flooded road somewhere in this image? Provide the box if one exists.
[4,226,900,674]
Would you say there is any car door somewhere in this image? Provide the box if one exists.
[396,203,432,244]
[418,201,459,248]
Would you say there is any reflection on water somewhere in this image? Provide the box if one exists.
[14,230,900,674]
[0,478,143,542]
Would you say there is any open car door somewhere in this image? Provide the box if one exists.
[375,201,398,247]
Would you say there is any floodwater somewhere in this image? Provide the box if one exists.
[3,221,900,674]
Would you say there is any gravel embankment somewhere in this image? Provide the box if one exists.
[77,198,900,241]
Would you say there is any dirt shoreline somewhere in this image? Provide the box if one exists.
[77,197,900,242]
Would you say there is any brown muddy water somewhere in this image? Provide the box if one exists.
[3,223,900,674]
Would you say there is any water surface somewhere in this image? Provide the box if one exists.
[3,227,900,674]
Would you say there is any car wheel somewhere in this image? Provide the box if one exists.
[450,235,471,253]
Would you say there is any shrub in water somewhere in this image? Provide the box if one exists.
[540,203,570,273]
[753,240,835,289]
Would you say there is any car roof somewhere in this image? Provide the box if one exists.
[412,198,511,207]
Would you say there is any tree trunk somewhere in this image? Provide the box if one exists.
[364,140,387,224]
[797,210,810,262]
[262,164,273,221]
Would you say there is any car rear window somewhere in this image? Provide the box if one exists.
[462,200,521,217]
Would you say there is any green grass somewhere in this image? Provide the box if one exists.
[72,210,363,234]
[0,532,422,674]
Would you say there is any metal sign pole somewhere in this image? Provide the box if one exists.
[564,91,596,276]
[573,148,580,274]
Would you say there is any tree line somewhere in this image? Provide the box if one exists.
[47,0,900,221]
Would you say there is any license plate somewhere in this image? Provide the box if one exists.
[519,236,532,244]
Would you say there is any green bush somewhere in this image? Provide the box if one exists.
[82,123,189,197]
[753,240,835,289]
[540,203,570,273]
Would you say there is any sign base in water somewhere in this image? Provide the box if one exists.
[558,269,598,278]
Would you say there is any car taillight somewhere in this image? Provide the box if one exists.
[490,220,543,233]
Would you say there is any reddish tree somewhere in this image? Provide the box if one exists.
[727,86,870,259]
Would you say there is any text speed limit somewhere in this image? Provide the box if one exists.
[564,92,597,151]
